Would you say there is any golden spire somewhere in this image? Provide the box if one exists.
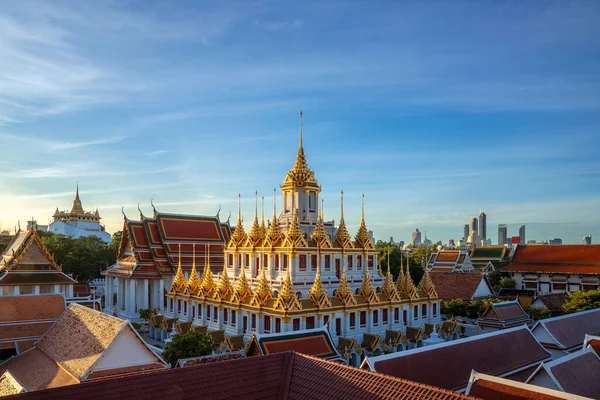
[335,255,357,306]
[215,260,233,300]
[170,244,187,293]
[200,244,216,297]
[334,191,353,248]
[396,253,406,291]
[274,266,302,311]
[311,198,330,245]
[355,193,374,248]
[71,183,84,214]
[250,262,272,307]
[187,244,202,295]
[308,250,331,308]
[247,191,262,247]
[382,250,400,301]
[232,260,252,304]
[399,255,418,299]
[259,195,267,240]
[230,193,247,247]
[265,189,284,247]
[359,267,378,304]
[418,266,437,298]
[284,207,307,248]
[283,111,319,190]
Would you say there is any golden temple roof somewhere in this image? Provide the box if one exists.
[310,199,332,247]
[354,194,374,249]
[359,270,379,304]
[71,184,85,214]
[250,266,272,307]
[397,256,418,299]
[231,264,252,304]
[215,264,233,300]
[259,196,267,241]
[229,194,247,248]
[334,259,357,306]
[246,192,263,248]
[418,265,437,298]
[334,191,354,249]
[283,208,307,248]
[282,111,319,191]
[264,189,284,248]
[200,245,216,297]
[381,252,400,302]
[273,267,302,312]
[186,244,202,295]
[170,245,187,294]
[308,255,331,309]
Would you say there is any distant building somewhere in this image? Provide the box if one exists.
[478,210,487,241]
[48,185,111,243]
[26,220,48,232]
[463,224,469,241]
[519,225,526,245]
[427,250,474,273]
[448,239,456,248]
[549,238,563,245]
[498,224,507,246]
[412,228,422,247]
[469,217,478,237]
[583,234,592,245]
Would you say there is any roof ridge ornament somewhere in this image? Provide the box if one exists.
[334,191,354,249]
[274,264,302,312]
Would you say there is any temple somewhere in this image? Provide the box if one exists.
[105,112,441,365]
[48,185,111,243]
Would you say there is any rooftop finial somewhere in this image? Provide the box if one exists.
[299,110,303,149]
[150,199,157,218]
[254,191,258,221]
[261,196,265,224]
[273,188,277,218]
[361,193,365,222]
[237,193,241,221]
[76,182,80,200]
[340,190,345,221]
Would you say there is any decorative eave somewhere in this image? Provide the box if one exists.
[273,269,302,312]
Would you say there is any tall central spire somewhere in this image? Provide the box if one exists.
[282,111,319,190]
[299,110,303,149]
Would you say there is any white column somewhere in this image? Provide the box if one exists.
[159,279,165,312]
[14,286,19,295]
[34,285,40,295]
[129,279,136,315]
[142,279,149,310]
[105,277,113,312]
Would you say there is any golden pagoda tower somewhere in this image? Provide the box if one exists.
[246,191,262,248]
[187,244,202,296]
[229,194,247,248]
[335,256,357,307]
[334,191,353,249]
[381,251,400,302]
[354,193,374,249]
[250,264,273,307]
[231,261,252,304]
[264,189,284,247]
[418,266,437,298]
[214,259,233,301]
[274,267,302,312]
[200,244,216,297]
[170,244,187,294]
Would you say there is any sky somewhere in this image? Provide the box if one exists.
[0,0,599,245]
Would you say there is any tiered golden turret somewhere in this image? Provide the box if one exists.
[259,196,267,241]
[334,191,354,249]
[250,265,273,307]
[231,263,252,304]
[381,251,400,302]
[335,258,357,306]
[200,244,216,297]
[311,199,332,247]
[354,193,374,249]
[186,244,202,295]
[418,265,437,298]
[246,192,263,247]
[273,267,302,312]
[170,245,188,294]
[214,263,233,300]
[71,183,85,214]
[264,189,284,248]
[283,208,307,248]
[308,252,332,309]
[229,194,247,248]
[359,267,379,304]
[397,256,418,299]
[396,255,406,292]
[282,111,320,191]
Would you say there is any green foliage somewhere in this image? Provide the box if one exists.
[498,277,516,290]
[39,232,116,281]
[138,308,159,324]
[562,290,600,314]
[375,242,424,283]
[109,231,122,254]
[526,307,552,320]
[162,330,215,367]
[441,299,467,317]
[131,322,142,329]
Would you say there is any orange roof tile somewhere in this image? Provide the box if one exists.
[0,323,55,342]
[5,352,475,400]
[0,295,65,323]
[512,244,600,264]
[429,272,490,301]
[466,372,577,400]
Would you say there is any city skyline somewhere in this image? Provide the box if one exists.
[0,1,599,244]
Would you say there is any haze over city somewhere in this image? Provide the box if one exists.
[1,1,599,244]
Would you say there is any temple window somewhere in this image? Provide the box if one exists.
[237,254,242,266]
[293,318,300,331]
[243,316,248,333]
[422,304,427,318]
[311,255,317,271]
[275,318,281,333]
[263,254,268,269]
[231,310,236,327]
[432,303,437,318]
[357,255,362,269]
[335,318,342,336]
[403,309,407,325]
[198,305,202,318]
[207,305,211,320]
[348,255,354,270]
[350,312,356,329]
[275,254,280,271]
[368,256,374,270]
[413,305,419,320]
[552,283,566,291]
[245,254,250,267]
[228,254,233,267]
[213,306,218,322]
[394,307,399,323]
[325,255,331,271]
[323,315,330,327]
[382,309,388,325]
[264,316,271,333]
[359,311,367,328]
[251,314,256,330]
[373,310,379,325]
[335,258,341,278]
[283,254,289,271]
[177,300,181,314]
[306,316,315,329]
[299,255,307,272]
[223,308,228,324]
[525,282,537,289]
[183,301,187,315]
[169,299,173,312]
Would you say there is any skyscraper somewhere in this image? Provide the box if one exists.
[412,228,422,247]
[549,238,563,245]
[519,225,526,245]
[498,224,507,246]
[469,217,478,237]
[463,224,469,241]
[583,235,592,245]
[478,210,487,241]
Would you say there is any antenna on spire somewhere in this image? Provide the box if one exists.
[261,196,265,223]
[273,188,277,218]
[361,193,365,221]
[299,110,303,148]
[237,193,241,221]
[254,191,258,220]
[340,190,344,220]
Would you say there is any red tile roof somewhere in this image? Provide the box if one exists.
[429,272,491,301]
[584,335,600,355]
[478,301,533,329]
[247,327,342,361]
[533,308,600,350]
[466,372,576,400]
[4,352,476,400]
[533,294,568,315]
[505,245,600,274]
[364,326,552,391]
[0,295,65,323]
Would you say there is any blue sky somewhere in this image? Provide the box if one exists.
[0,0,599,244]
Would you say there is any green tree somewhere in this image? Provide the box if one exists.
[441,299,468,317]
[162,330,215,367]
[562,290,600,314]
[498,277,516,290]
[109,231,122,254]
